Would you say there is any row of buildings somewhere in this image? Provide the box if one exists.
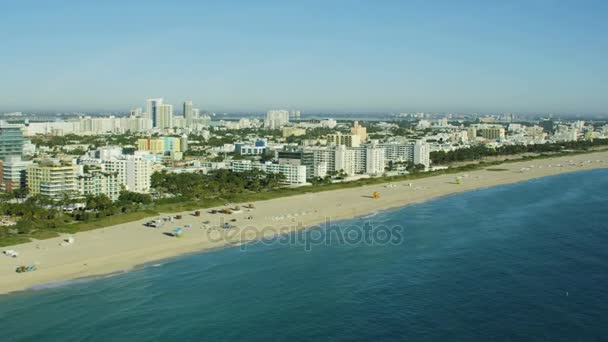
[1,148,154,201]
[24,102,307,137]
[24,99,212,136]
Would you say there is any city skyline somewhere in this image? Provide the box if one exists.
[1,0,607,115]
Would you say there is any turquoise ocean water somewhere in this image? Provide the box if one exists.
[1,169,608,341]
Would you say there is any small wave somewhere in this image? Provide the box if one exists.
[361,212,378,219]
[29,277,99,291]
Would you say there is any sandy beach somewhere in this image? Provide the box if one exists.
[1,151,608,295]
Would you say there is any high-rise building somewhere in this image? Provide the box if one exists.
[278,147,315,180]
[26,164,78,198]
[365,146,386,175]
[156,104,174,129]
[146,98,163,128]
[413,141,430,167]
[2,156,32,192]
[351,121,368,142]
[378,141,431,168]
[77,166,121,201]
[265,110,290,129]
[102,156,153,193]
[0,122,24,161]
[327,133,361,147]
[183,100,194,127]
[479,126,505,140]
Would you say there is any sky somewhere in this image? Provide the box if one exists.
[1,0,607,114]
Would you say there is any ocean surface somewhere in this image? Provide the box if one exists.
[2,169,608,341]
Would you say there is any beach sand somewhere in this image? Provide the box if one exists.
[2,151,608,295]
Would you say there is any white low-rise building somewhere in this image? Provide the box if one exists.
[231,160,307,185]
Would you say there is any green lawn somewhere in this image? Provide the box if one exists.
[0,235,31,247]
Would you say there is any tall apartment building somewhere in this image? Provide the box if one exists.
[327,133,361,147]
[308,147,336,175]
[183,100,194,127]
[334,145,356,175]
[264,110,290,129]
[26,164,78,198]
[351,121,368,141]
[2,156,32,192]
[102,156,153,193]
[378,141,431,168]
[146,98,163,128]
[365,146,386,175]
[479,126,505,140]
[77,167,121,201]
[0,122,24,161]
[278,147,315,179]
[413,141,430,167]
[301,141,430,177]
[156,104,174,129]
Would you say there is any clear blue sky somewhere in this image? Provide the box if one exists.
[1,0,607,114]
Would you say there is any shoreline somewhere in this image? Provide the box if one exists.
[2,151,608,296]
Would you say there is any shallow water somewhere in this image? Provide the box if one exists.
[2,170,608,341]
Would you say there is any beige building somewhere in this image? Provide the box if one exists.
[479,127,505,140]
[78,168,121,201]
[137,138,165,154]
[282,127,306,138]
[327,133,361,147]
[156,104,174,129]
[26,164,78,198]
[351,121,368,141]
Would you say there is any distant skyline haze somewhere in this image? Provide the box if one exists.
[1,0,607,115]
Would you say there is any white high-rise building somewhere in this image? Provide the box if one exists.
[334,145,356,175]
[378,141,430,168]
[264,110,290,129]
[102,156,153,193]
[413,141,430,167]
[183,100,194,127]
[146,98,163,128]
[365,146,386,175]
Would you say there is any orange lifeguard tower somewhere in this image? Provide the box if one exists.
[372,192,380,199]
